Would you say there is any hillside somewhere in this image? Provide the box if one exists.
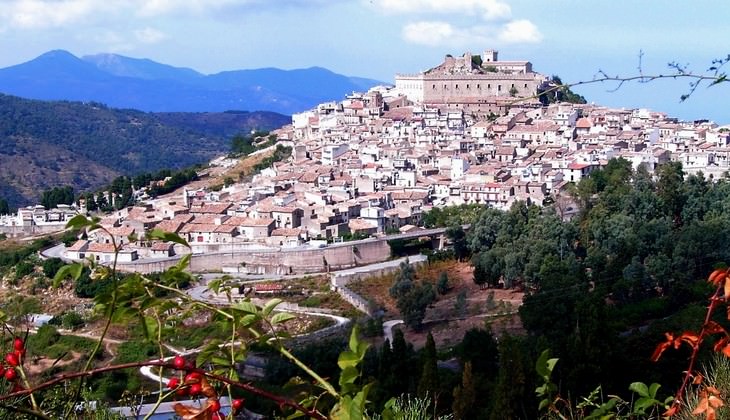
[0,95,287,208]
[0,50,385,115]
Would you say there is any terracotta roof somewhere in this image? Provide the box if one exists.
[67,240,88,251]
[87,242,117,253]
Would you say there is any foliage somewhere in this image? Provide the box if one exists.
[0,197,10,215]
[40,185,74,209]
[229,131,273,157]
[451,361,475,420]
[389,261,435,330]
[253,144,292,171]
[422,204,484,228]
[538,75,588,105]
[0,94,231,208]
[42,257,65,278]
[436,272,449,295]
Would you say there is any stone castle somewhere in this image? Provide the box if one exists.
[394,49,549,114]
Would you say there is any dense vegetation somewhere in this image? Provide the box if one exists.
[40,186,74,210]
[156,111,289,139]
[253,144,293,172]
[464,159,730,409]
[229,131,277,157]
[0,94,228,208]
[538,75,588,105]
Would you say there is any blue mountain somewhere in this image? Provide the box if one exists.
[0,50,386,114]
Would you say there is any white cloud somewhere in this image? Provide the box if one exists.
[134,27,168,44]
[402,18,541,47]
[372,0,511,21]
[402,21,487,47]
[1,0,103,29]
[0,0,335,29]
[497,19,542,44]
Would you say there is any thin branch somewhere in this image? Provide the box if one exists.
[0,361,326,419]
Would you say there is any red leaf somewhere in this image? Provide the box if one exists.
[678,331,700,348]
[706,321,726,335]
[651,340,673,362]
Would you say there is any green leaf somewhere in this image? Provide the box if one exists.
[263,298,282,317]
[633,397,658,414]
[53,263,83,287]
[337,350,359,370]
[175,253,191,271]
[208,279,222,294]
[233,300,259,315]
[139,315,159,341]
[536,349,553,378]
[147,228,189,248]
[349,325,361,353]
[648,383,661,399]
[271,312,296,325]
[629,382,649,398]
[339,366,359,387]
[66,214,93,230]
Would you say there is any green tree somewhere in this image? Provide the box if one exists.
[42,258,65,278]
[0,197,10,215]
[452,361,475,420]
[490,335,529,420]
[417,332,439,401]
[446,225,469,260]
[436,272,449,295]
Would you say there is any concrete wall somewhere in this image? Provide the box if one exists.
[330,255,429,316]
[115,239,392,275]
[0,224,65,238]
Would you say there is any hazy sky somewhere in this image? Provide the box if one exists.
[1,0,729,122]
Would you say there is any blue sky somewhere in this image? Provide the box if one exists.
[1,0,729,122]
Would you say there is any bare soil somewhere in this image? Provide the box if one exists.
[351,260,525,350]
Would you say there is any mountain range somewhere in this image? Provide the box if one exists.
[0,50,385,115]
[0,94,289,208]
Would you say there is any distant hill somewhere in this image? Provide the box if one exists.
[0,50,386,114]
[0,94,288,208]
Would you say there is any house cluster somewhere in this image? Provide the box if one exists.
[61,50,730,263]
[0,204,77,228]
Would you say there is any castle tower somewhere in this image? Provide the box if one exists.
[482,49,498,63]
[183,187,190,208]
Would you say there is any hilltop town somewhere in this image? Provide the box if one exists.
[2,49,727,270]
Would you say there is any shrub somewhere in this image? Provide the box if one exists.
[42,257,65,278]
[61,312,85,330]
[14,261,34,279]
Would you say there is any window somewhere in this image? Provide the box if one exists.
[498,85,502,91]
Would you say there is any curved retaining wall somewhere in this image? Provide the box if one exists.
[116,239,391,275]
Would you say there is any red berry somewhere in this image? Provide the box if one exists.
[167,377,180,389]
[176,387,188,397]
[13,338,23,352]
[0,366,5,377]
[189,383,202,396]
[209,399,221,412]
[173,355,185,370]
[11,384,23,393]
[4,368,16,381]
[5,353,19,367]
[232,398,245,411]
[184,372,201,383]
[211,413,222,420]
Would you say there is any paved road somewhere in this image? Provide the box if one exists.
[382,320,404,347]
